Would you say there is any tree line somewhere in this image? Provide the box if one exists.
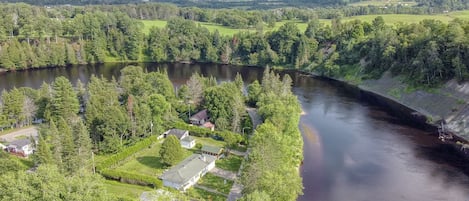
[1,3,469,87]
[240,68,303,201]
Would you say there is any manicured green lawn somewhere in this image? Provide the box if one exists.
[114,141,192,177]
[104,180,153,200]
[193,136,226,148]
[216,155,243,172]
[187,187,226,201]
[198,173,234,195]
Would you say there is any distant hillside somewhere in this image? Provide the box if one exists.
[0,0,359,7]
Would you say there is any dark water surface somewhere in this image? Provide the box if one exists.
[1,63,469,201]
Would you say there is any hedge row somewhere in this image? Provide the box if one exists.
[96,135,158,171]
[100,169,163,189]
[172,121,244,144]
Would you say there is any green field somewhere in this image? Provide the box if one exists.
[140,10,469,36]
[349,0,417,7]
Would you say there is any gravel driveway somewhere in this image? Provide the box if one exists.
[0,127,38,143]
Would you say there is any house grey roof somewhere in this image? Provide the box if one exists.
[166,129,188,139]
[160,154,216,184]
[190,109,208,121]
[9,139,32,148]
[201,145,223,154]
[180,136,194,143]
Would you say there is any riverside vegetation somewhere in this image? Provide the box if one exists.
[1,1,469,200]
[1,3,469,87]
[0,65,302,200]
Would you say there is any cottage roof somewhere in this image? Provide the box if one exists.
[166,129,188,139]
[160,154,215,184]
[202,122,215,129]
[9,139,32,148]
[190,109,208,121]
[180,136,195,143]
[201,145,223,155]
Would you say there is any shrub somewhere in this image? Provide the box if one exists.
[96,136,158,171]
[100,169,163,189]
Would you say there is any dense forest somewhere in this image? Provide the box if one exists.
[1,0,468,10]
[0,3,468,87]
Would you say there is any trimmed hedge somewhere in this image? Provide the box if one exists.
[172,121,244,144]
[100,169,163,189]
[96,135,158,171]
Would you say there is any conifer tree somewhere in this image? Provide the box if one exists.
[159,135,183,166]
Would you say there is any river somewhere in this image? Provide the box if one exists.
[1,63,469,201]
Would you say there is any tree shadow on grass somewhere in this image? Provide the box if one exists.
[136,156,165,169]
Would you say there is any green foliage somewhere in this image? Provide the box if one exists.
[49,76,79,121]
[216,155,243,172]
[159,135,184,166]
[100,169,162,188]
[198,173,234,194]
[172,121,244,145]
[0,165,113,201]
[247,80,262,106]
[96,135,157,171]
[242,69,303,200]
[239,190,272,201]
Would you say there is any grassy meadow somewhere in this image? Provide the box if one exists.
[140,10,469,36]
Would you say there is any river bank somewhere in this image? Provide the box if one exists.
[301,70,469,154]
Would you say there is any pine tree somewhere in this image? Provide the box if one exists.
[49,76,79,121]
[57,117,77,175]
[74,120,92,171]
[34,134,53,165]
[48,120,63,166]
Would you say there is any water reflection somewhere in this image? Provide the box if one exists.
[1,63,469,201]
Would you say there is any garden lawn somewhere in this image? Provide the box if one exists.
[114,141,192,177]
[193,136,226,147]
[198,173,234,195]
[216,155,243,172]
[186,188,226,201]
[104,180,152,200]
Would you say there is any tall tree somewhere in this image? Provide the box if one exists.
[159,135,184,166]
[49,77,79,121]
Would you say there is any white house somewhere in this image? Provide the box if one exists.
[163,129,189,140]
[180,136,196,149]
[163,129,195,149]
[160,154,216,191]
[6,139,35,157]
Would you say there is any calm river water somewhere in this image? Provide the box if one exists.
[1,63,469,201]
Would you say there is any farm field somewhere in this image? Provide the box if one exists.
[140,10,469,36]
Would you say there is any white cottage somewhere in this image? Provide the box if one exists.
[6,139,35,157]
[160,154,216,191]
[180,136,196,149]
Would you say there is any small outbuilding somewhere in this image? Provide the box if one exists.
[201,145,224,159]
[180,136,196,149]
